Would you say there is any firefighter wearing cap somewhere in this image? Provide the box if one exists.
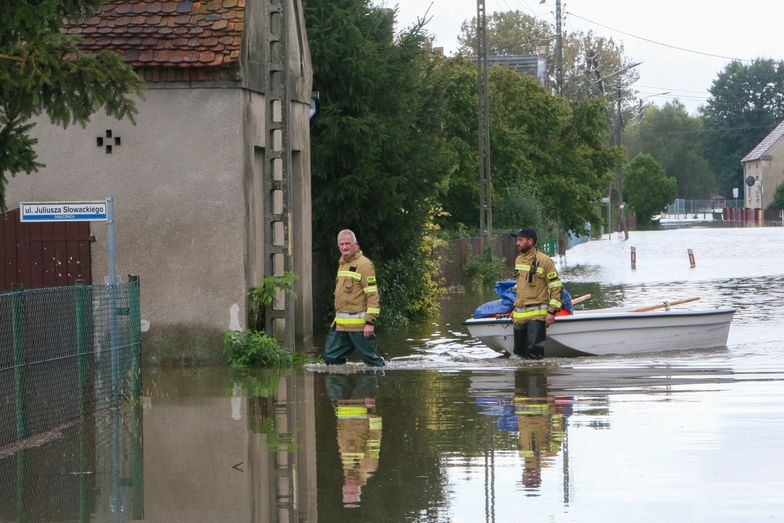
[511,228,563,359]
[324,229,385,366]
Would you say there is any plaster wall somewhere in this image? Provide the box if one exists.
[744,139,784,209]
[744,160,762,208]
[763,139,784,209]
[4,88,247,362]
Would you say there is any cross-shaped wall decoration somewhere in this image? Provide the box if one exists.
[96,129,122,154]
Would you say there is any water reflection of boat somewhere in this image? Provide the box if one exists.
[464,307,735,357]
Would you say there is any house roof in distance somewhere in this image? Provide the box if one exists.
[742,121,784,163]
[64,0,245,69]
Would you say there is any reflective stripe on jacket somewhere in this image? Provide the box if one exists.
[513,248,562,325]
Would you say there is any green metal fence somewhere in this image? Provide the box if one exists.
[0,278,141,447]
[0,278,142,521]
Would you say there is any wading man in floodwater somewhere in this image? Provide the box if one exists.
[324,229,385,366]
[511,228,563,359]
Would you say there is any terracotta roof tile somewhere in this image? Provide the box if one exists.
[66,0,245,71]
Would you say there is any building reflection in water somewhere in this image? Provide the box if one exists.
[141,368,318,523]
[244,370,318,523]
[0,368,320,523]
[324,373,382,508]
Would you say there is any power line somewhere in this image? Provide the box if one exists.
[637,90,710,100]
[646,124,776,136]
[637,84,710,95]
[518,0,548,17]
[492,0,517,15]
[565,10,753,63]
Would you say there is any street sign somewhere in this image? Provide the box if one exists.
[20,201,108,222]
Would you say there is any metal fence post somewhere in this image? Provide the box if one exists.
[74,280,89,416]
[11,284,28,439]
[128,275,141,398]
[126,275,144,517]
[73,279,92,522]
[11,283,29,522]
[106,197,120,406]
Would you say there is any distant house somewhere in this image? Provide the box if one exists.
[487,53,548,88]
[741,121,784,209]
[3,0,314,361]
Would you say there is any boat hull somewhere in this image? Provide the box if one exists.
[464,308,735,357]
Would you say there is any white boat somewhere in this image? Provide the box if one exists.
[464,306,735,357]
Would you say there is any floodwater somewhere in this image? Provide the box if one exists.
[4,227,784,522]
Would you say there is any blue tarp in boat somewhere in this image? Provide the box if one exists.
[472,280,573,318]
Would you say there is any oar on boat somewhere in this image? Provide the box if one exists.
[571,294,592,305]
[630,297,700,313]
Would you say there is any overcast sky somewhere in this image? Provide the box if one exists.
[383,0,784,114]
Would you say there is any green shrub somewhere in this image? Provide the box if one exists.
[768,182,784,210]
[376,215,446,326]
[247,273,298,331]
[223,330,315,368]
[224,272,320,368]
[464,245,507,287]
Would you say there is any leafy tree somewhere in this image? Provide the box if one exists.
[624,101,715,198]
[623,154,677,226]
[769,182,784,210]
[304,0,452,319]
[495,180,546,230]
[0,0,144,210]
[456,10,638,101]
[435,57,619,233]
[701,59,784,197]
[427,55,479,227]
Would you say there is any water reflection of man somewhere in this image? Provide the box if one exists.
[325,374,383,507]
[514,371,567,490]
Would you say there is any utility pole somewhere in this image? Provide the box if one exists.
[589,52,639,240]
[588,51,612,238]
[615,83,629,240]
[477,0,492,248]
[555,0,563,94]
[264,0,296,349]
[540,0,564,94]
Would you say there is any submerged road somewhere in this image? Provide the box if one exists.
[3,226,784,522]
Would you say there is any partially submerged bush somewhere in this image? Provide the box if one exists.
[464,245,507,287]
[223,330,315,368]
[224,272,319,368]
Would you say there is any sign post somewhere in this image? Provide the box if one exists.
[20,200,115,283]
[106,198,117,286]
[20,198,120,403]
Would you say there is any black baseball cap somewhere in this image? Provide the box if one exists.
[510,228,538,244]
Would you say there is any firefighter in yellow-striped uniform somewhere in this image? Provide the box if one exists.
[510,228,562,359]
[324,229,385,366]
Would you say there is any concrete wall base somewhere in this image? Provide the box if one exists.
[142,324,226,365]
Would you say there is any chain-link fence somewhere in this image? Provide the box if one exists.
[0,279,141,447]
[0,279,142,521]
